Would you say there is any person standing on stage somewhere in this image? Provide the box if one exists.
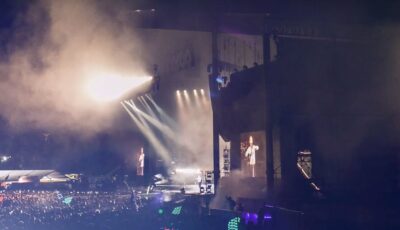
[137,147,145,176]
[245,136,259,177]
[197,173,202,193]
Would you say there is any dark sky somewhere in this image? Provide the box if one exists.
[133,0,400,23]
[1,0,399,27]
[0,0,26,27]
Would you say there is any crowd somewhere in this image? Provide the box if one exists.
[0,188,390,230]
[0,189,253,230]
[0,190,155,230]
[0,189,234,230]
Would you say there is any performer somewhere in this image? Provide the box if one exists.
[196,173,202,193]
[245,136,259,177]
[137,147,145,176]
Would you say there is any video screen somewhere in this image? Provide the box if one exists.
[240,131,266,178]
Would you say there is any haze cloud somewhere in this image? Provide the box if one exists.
[0,0,148,136]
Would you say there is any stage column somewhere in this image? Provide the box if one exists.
[263,32,275,192]
[211,28,220,192]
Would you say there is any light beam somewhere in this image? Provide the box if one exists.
[86,75,152,102]
[145,94,178,128]
[122,102,171,162]
[129,105,176,140]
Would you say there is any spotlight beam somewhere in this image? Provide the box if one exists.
[126,101,176,141]
[183,90,190,106]
[200,89,208,108]
[193,89,200,107]
[126,100,152,131]
[138,97,149,113]
[139,96,158,119]
[145,94,178,128]
[123,101,171,162]
[122,102,171,162]
[133,107,176,140]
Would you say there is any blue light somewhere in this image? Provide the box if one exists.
[171,206,182,215]
[216,76,224,84]
[63,197,73,205]
[227,217,240,230]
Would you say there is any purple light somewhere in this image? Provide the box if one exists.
[242,212,251,224]
[250,213,258,225]
[264,215,272,220]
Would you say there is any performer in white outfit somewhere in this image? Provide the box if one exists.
[245,136,259,177]
[196,174,202,193]
[137,147,145,176]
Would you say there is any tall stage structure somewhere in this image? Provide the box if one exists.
[209,19,399,204]
[130,7,399,205]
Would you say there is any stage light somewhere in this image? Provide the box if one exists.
[171,206,182,215]
[216,76,224,84]
[183,90,190,101]
[181,89,191,105]
[1,156,10,163]
[193,89,200,107]
[227,217,240,230]
[200,88,208,107]
[176,90,184,108]
[86,75,152,102]
[264,214,272,220]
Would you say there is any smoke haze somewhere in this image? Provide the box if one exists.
[0,0,148,136]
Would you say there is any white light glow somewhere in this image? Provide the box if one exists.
[310,182,321,191]
[297,163,311,179]
[0,155,11,163]
[183,90,190,101]
[175,168,201,174]
[86,75,152,102]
